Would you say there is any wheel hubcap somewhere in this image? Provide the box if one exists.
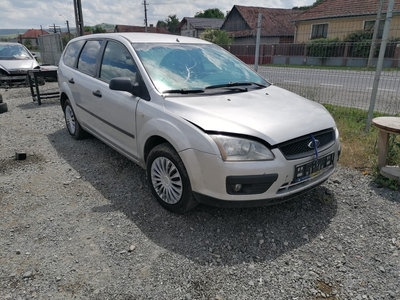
[151,157,183,204]
[65,105,76,134]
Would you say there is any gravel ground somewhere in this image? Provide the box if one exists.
[0,84,399,300]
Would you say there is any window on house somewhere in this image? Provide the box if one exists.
[311,23,328,39]
[364,20,385,39]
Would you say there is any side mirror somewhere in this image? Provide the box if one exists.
[109,77,135,93]
[109,77,150,100]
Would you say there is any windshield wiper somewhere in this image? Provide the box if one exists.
[205,82,267,90]
[162,88,205,94]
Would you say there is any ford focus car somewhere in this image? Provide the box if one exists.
[0,42,39,87]
[58,33,340,213]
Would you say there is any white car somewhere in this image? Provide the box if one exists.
[0,42,39,87]
[58,33,341,213]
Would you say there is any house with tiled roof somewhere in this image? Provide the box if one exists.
[179,17,224,38]
[114,25,170,34]
[292,0,400,42]
[18,29,49,47]
[221,5,302,45]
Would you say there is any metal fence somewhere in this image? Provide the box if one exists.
[38,33,63,65]
[223,3,400,116]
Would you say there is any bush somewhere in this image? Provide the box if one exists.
[344,31,373,57]
[307,38,341,57]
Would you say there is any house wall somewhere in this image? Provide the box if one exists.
[295,14,400,42]
[222,9,249,31]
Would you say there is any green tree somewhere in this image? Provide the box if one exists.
[84,26,93,33]
[23,39,32,50]
[293,0,324,10]
[156,15,180,34]
[200,29,232,45]
[93,25,106,33]
[195,8,225,19]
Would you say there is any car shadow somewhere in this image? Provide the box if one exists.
[49,129,338,266]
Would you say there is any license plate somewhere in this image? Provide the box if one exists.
[293,153,335,183]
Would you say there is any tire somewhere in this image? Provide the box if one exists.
[0,102,8,114]
[146,143,198,213]
[63,99,86,139]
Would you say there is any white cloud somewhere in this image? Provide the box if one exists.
[0,0,315,29]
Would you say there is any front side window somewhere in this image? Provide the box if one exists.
[63,40,85,68]
[77,40,103,77]
[133,43,268,93]
[311,23,328,39]
[100,41,137,84]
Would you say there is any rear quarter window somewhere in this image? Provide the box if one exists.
[63,40,85,68]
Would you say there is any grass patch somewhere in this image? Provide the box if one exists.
[324,104,400,190]
[262,64,399,72]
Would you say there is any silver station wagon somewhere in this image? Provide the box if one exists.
[58,33,341,213]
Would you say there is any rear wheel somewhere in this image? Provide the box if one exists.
[147,143,198,213]
[63,99,86,139]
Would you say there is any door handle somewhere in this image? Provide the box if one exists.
[92,90,102,98]
[68,78,75,84]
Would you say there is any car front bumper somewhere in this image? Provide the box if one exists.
[179,140,340,203]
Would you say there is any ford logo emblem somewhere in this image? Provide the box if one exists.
[307,139,320,149]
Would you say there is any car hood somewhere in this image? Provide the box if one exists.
[0,59,38,72]
[164,85,336,145]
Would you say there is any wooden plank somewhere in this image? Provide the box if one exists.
[372,117,400,134]
[380,166,400,183]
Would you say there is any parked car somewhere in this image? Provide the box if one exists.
[0,42,39,87]
[58,33,341,213]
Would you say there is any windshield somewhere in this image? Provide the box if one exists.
[133,43,268,93]
[0,44,33,60]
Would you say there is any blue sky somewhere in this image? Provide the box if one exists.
[0,0,315,29]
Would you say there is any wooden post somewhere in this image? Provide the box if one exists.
[342,42,349,67]
[377,130,389,169]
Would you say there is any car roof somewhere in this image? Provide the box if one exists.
[71,32,212,44]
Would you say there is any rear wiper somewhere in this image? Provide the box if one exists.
[163,88,204,94]
[205,82,267,90]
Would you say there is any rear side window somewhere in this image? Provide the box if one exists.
[77,40,103,77]
[100,41,137,84]
[63,40,85,68]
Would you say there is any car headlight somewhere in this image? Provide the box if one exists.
[211,135,274,161]
[334,127,340,140]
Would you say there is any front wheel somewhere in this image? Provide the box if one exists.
[146,143,198,213]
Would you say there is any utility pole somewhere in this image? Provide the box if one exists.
[366,0,394,131]
[254,13,262,72]
[367,0,384,68]
[73,0,84,36]
[143,0,148,32]
[66,20,71,40]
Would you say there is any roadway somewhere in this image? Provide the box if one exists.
[257,66,400,114]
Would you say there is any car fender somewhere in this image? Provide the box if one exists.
[136,112,218,164]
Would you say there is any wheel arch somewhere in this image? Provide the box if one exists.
[60,92,68,111]
[143,135,173,164]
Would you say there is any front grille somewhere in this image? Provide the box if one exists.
[278,128,335,160]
